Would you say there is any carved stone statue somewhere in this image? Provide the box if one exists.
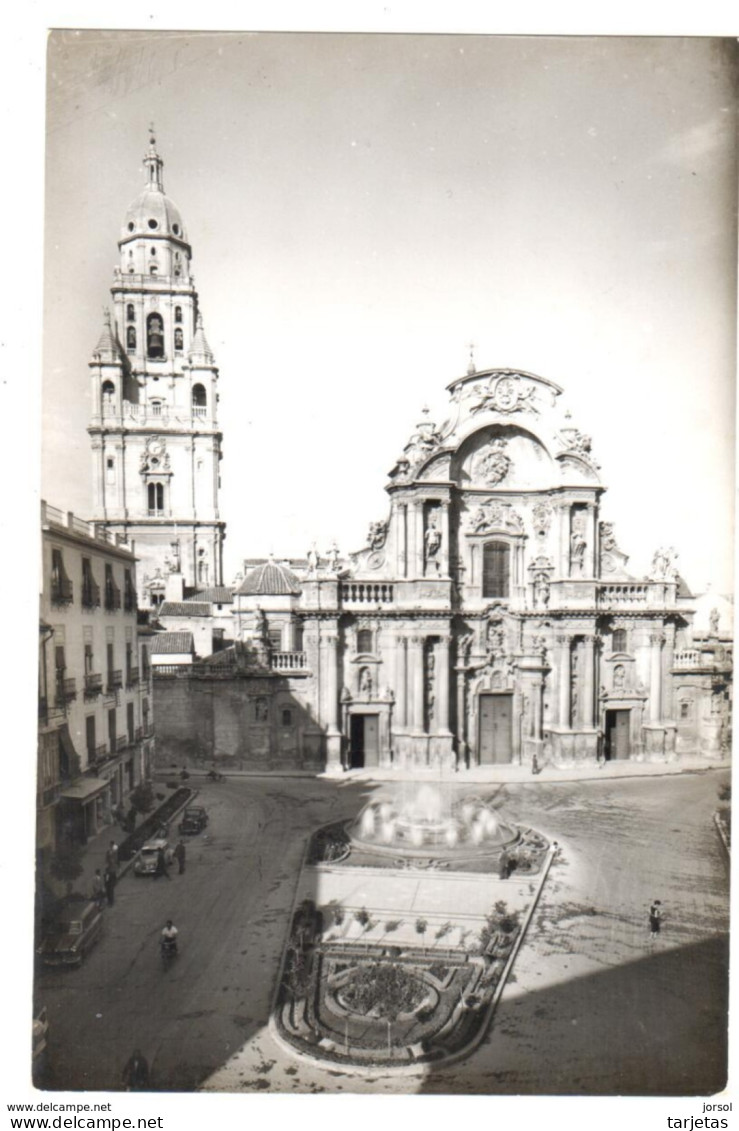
[533,572,550,609]
[649,546,678,582]
[570,512,587,575]
[709,607,721,637]
[359,667,372,697]
[307,544,320,574]
[424,514,442,572]
[367,521,388,551]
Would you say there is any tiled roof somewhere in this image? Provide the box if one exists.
[187,587,234,604]
[236,561,302,597]
[151,632,194,654]
[159,601,211,618]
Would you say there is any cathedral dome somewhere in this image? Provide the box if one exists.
[237,561,302,597]
[121,188,187,244]
[119,131,189,245]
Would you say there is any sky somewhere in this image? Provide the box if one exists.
[41,32,737,592]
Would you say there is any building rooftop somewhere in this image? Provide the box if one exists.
[151,632,194,654]
[159,601,212,618]
[236,560,302,597]
[186,587,234,605]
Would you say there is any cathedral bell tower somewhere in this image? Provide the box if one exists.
[88,131,226,606]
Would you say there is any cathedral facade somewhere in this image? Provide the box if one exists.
[153,361,732,773]
[88,133,226,603]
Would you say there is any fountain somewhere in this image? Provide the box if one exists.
[348,782,519,862]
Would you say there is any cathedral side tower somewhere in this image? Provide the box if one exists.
[88,132,226,606]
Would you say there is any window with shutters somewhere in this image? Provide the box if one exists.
[482,541,510,599]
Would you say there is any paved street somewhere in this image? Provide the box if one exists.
[37,770,729,1095]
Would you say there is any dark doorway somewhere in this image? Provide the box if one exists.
[605,708,631,760]
[478,693,513,764]
[349,714,380,769]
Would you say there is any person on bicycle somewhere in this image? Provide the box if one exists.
[160,920,178,952]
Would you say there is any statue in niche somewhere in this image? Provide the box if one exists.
[533,572,550,609]
[532,501,552,540]
[570,512,587,575]
[709,607,721,637]
[254,697,269,722]
[613,664,626,691]
[531,635,548,661]
[424,513,442,573]
[359,667,373,698]
[253,607,271,665]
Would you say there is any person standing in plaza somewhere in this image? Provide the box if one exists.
[154,846,171,881]
[649,899,662,939]
[91,869,105,909]
[174,839,186,875]
[106,840,119,874]
[103,866,117,906]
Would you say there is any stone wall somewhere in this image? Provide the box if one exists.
[152,671,325,771]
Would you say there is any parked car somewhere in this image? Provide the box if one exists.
[38,900,103,967]
[178,806,209,835]
[134,838,174,875]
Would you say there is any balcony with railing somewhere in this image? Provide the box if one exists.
[271,651,309,672]
[135,726,143,742]
[38,697,66,726]
[124,587,137,613]
[107,669,123,692]
[116,734,129,752]
[55,676,77,706]
[192,405,207,418]
[341,582,395,605]
[51,578,74,607]
[81,579,101,610]
[84,673,103,699]
[104,583,122,612]
[126,667,140,688]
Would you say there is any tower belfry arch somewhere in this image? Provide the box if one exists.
[87,133,226,606]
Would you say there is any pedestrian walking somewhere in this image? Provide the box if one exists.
[91,869,105,909]
[498,847,510,881]
[103,867,117,906]
[106,840,119,874]
[649,899,662,937]
[122,1049,150,1091]
[154,846,171,880]
[173,839,186,875]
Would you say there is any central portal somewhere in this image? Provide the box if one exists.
[349,713,380,769]
[478,692,513,764]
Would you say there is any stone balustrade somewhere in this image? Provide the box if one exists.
[597,583,649,606]
[341,582,394,605]
[272,651,309,671]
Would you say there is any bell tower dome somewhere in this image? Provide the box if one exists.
[88,132,226,607]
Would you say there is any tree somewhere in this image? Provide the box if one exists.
[49,842,84,889]
[415,917,428,954]
[129,782,155,815]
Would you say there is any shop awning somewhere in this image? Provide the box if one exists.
[59,777,110,803]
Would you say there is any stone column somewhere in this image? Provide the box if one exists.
[414,503,425,578]
[559,504,570,577]
[582,635,596,727]
[557,633,571,727]
[456,670,468,766]
[397,503,408,577]
[649,632,664,723]
[409,635,425,731]
[394,634,407,727]
[585,505,597,577]
[436,635,451,732]
[440,502,450,578]
[324,630,342,771]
